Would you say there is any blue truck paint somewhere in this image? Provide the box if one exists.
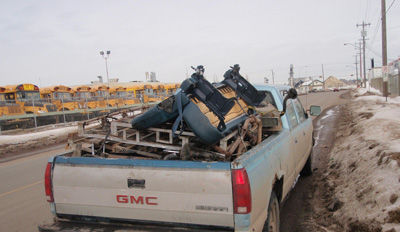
[54,156,231,170]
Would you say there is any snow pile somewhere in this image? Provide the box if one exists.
[0,125,77,155]
[0,122,100,155]
[327,89,400,231]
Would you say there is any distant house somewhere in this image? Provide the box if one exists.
[324,76,346,89]
[298,79,324,93]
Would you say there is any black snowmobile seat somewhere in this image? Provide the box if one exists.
[223,64,266,106]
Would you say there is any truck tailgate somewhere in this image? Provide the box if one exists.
[52,156,234,228]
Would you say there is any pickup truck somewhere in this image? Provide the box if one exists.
[40,84,321,232]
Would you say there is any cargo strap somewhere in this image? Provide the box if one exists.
[172,92,184,138]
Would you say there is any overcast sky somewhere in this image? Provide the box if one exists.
[1,0,399,87]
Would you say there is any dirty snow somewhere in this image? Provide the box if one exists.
[326,88,400,231]
[0,126,77,145]
[0,122,100,155]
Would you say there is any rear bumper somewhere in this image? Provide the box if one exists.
[38,216,234,232]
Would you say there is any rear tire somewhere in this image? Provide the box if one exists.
[300,150,313,176]
[263,191,280,232]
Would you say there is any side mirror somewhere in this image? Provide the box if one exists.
[287,88,298,99]
[309,105,322,116]
[281,88,298,117]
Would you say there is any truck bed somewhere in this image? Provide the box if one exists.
[41,84,316,231]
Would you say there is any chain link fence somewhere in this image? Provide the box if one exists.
[0,94,157,133]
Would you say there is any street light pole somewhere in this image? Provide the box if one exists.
[100,51,111,86]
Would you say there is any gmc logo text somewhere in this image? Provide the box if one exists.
[116,195,158,205]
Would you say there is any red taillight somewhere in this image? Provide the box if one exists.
[44,162,54,202]
[232,168,252,214]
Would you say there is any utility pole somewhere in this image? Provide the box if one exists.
[271,69,275,84]
[357,21,370,88]
[344,42,363,87]
[289,64,294,87]
[321,64,325,90]
[358,41,363,87]
[381,0,388,99]
[354,55,359,87]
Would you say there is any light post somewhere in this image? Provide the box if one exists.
[100,51,111,86]
[344,43,363,87]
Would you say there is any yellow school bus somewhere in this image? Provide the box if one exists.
[109,86,140,106]
[0,86,30,129]
[3,84,58,114]
[40,85,79,111]
[71,85,107,109]
[90,85,112,107]
[0,87,25,116]
[125,83,151,104]
[164,83,181,96]
[148,83,166,102]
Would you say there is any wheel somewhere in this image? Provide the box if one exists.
[263,191,280,232]
[300,150,313,176]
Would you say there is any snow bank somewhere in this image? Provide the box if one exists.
[0,126,78,145]
[0,122,100,155]
[327,88,400,231]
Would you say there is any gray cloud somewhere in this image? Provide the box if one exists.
[0,0,399,87]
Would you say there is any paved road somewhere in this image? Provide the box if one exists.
[0,144,68,232]
[0,90,349,232]
[298,90,350,114]
[281,90,351,232]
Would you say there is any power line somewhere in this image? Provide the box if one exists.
[365,0,396,60]
[366,18,381,56]
[364,0,371,21]
[387,0,396,13]
[366,44,382,58]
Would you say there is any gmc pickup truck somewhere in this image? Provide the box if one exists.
[40,82,321,232]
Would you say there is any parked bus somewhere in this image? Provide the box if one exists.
[3,84,57,115]
[0,86,29,129]
[109,86,140,106]
[0,87,25,116]
[148,83,166,102]
[90,85,111,107]
[71,85,106,110]
[3,83,58,125]
[40,85,79,111]
[164,83,181,96]
[125,83,151,103]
